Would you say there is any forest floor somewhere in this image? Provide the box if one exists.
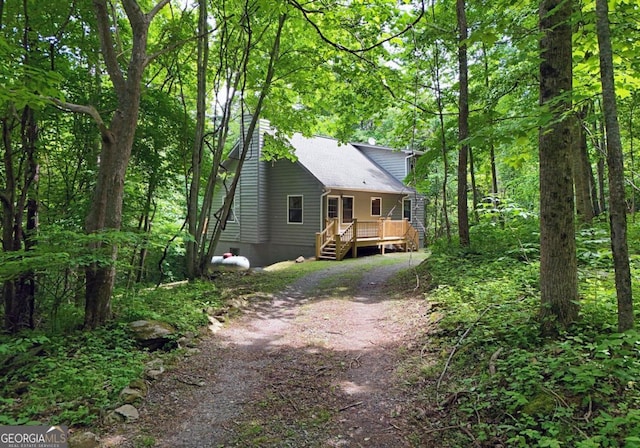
[100,252,443,447]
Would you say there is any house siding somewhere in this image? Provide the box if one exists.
[403,194,426,246]
[354,145,426,247]
[236,117,269,244]
[355,146,409,182]
[268,159,325,246]
[211,118,270,245]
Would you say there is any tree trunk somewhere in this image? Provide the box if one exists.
[207,15,287,262]
[457,0,470,247]
[538,0,579,335]
[80,0,169,329]
[1,0,39,332]
[595,105,607,213]
[429,0,450,242]
[2,106,38,333]
[573,112,595,223]
[481,44,500,205]
[595,0,634,332]
[186,0,209,279]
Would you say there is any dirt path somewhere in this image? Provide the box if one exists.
[103,252,430,447]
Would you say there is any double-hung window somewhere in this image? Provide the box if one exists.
[371,197,382,217]
[403,199,412,221]
[288,195,303,224]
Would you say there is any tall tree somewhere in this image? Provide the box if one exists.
[595,0,634,331]
[206,13,288,266]
[456,0,470,247]
[429,0,451,242]
[1,0,46,332]
[185,0,209,279]
[55,0,170,329]
[538,0,579,334]
[572,110,596,223]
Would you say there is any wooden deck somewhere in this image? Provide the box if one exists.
[315,218,419,261]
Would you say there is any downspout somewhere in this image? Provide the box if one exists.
[320,189,330,230]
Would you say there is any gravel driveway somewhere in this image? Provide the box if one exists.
[103,252,430,447]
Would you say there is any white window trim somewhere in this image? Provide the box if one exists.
[327,195,340,220]
[403,198,413,222]
[405,154,417,177]
[287,194,304,224]
[371,197,382,217]
[226,201,238,223]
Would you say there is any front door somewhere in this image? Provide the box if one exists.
[341,196,354,224]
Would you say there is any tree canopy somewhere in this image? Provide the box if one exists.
[0,0,638,332]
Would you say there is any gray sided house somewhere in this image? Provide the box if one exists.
[211,119,425,267]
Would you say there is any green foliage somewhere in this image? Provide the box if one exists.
[0,325,146,426]
[415,218,640,447]
[113,281,217,333]
[0,278,228,425]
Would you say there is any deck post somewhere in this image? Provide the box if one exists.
[315,232,321,259]
[353,219,358,258]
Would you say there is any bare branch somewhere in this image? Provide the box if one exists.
[148,0,171,21]
[50,98,113,143]
[146,25,221,67]
[288,0,425,55]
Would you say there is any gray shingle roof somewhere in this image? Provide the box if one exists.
[289,133,410,194]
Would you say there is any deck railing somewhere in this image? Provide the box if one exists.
[335,220,356,260]
[317,217,420,260]
[315,218,338,259]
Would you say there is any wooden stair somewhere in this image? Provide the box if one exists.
[318,241,337,260]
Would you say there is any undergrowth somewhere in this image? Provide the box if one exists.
[412,213,640,447]
[1,280,230,426]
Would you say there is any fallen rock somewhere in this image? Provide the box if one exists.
[128,378,149,394]
[114,404,139,422]
[68,431,100,448]
[119,387,145,404]
[144,359,165,380]
[207,316,223,334]
[128,320,177,350]
[228,298,247,311]
[295,255,305,263]
[102,410,124,425]
[177,331,198,349]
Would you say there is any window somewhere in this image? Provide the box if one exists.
[403,199,412,221]
[406,155,417,176]
[342,196,354,223]
[226,201,237,223]
[327,196,339,219]
[371,197,382,217]
[288,195,303,223]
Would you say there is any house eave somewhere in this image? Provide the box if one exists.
[323,186,413,196]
